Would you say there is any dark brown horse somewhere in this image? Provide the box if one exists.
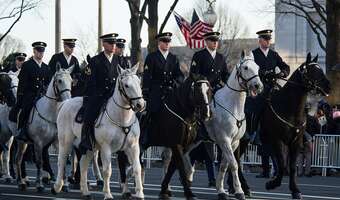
[228,53,330,199]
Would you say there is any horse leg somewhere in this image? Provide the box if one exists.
[42,145,55,183]
[52,136,73,195]
[34,144,45,192]
[93,150,103,187]
[183,141,202,185]
[100,145,113,200]
[117,151,131,198]
[3,136,14,182]
[125,145,144,199]
[289,144,302,199]
[265,142,284,190]
[172,145,196,199]
[217,140,245,200]
[160,154,176,198]
[79,151,93,198]
[15,142,28,191]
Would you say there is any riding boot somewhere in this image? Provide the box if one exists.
[79,123,94,155]
[15,125,29,142]
[140,112,151,147]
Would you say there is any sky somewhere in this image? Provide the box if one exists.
[0,0,275,61]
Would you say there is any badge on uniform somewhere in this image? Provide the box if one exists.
[85,66,91,75]
[144,65,148,71]
[192,61,196,66]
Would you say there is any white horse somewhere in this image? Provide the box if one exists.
[53,64,145,200]
[184,51,263,200]
[0,72,18,182]
[16,66,74,192]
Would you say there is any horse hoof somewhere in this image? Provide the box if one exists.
[244,190,251,197]
[159,193,171,200]
[234,193,246,200]
[97,179,104,186]
[62,185,69,192]
[122,192,132,199]
[217,193,228,200]
[266,180,280,190]
[42,177,50,185]
[37,186,45,193]
[18,183,27,191]
[51,187,57,195]
[5,177,12,183]
[82,194,93,200]
[292,192,302,199]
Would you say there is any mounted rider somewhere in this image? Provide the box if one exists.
[48,38,81,96]
[79,33,125,154]
[246,29,290,178]
[11,42,52,142]
[189,31,228,140]
[141,32,184,146]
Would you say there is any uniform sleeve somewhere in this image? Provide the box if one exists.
[71,58,81,79]
[142,55,152,98]
[173,56,184,84]
[85,58,97,97]
[48,55,57,75]
[275,52,290,77]
[221,56,229,84]
[17,63,29,107]
[190,52,200,74]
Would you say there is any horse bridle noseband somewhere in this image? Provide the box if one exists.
[45,75,71,102]
[227,58,259,93]
[113,74,143,110]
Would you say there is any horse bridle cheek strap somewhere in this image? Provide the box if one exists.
[267,100,306,143]
[117,77,143,110]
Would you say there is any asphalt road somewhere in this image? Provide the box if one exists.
[0,161,339,200]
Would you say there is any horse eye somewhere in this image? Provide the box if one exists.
[58,79,62,84]
[125,84,129,88]
[244,66,248,70]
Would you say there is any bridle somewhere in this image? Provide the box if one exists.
[226,58,259,92]
[113,74,144,110]
[44,74,72,102]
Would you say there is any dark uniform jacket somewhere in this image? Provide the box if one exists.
[17,58,51,107]
[252,48,290,85]
[190,48,228,92]
[48,52,81,78]
[117,55,130,69]
[142,50,183,113]
[83,52,121,123]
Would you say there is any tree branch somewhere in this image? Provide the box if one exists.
[159,0,179,34]
[0,0,25,42]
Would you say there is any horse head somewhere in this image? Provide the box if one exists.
[236,50,263,97]
[0,72,16,107]
[49,63,73,101]
[188,73,212,121]
[298,53,330,96]
[116,63,145,112]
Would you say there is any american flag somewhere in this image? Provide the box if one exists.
[174,10,213,49]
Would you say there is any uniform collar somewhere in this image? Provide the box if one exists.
[158,48,169,60]
[104,52,114,63]
[260,47,269,57]
[206,47,216,59]
[33,57,42,67]
[63,52,72,65]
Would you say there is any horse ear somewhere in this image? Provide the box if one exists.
[117,64,123,75]
[306,52,312,63]
[86,54,91,63]
[241,50,246,60]
[312,54,319,63]
[68,64,75,73]
[130,62,139,74]
[56,62,61,72]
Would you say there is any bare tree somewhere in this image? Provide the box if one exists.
[73,24,98,65]
[273,0,340,104]
[0,0,40,42]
